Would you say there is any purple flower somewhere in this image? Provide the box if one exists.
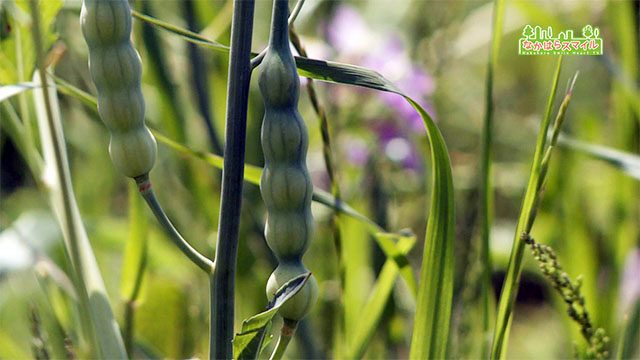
[324,4,434,170]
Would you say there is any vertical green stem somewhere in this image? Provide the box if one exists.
[210,1,255,358]
[490,56,563,359]
[479,0,504,356]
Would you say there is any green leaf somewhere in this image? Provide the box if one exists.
[348,233,416,359]
[233,273,311,360]
[558,135,640,181]
[0,0,62,83]
[490,57,564,359]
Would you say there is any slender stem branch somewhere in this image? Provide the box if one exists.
[210,1,255,358]
[249,1,305,70]
[135,175,214,273]
[269,320,298,360]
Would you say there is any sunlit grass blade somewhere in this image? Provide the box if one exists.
[490,57,564,359]
[348,233,416,359]
[558,135,640,181]
[0,82,35,102]
[131,10,229,52]
[32,70,126,359]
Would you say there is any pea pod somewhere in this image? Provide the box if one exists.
[260,0,317,321]
[81,0,156,178]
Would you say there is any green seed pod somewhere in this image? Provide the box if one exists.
[260,0,316,320]
[266,262,318,321]
[81,0,156,178]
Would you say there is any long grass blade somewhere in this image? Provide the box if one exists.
[478,0,505,355]
[32,64,126,360]
[558,135,640,181]
[347,234,416,359]
[490,57,564,359]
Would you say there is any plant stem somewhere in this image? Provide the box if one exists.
[269,319,298,360]
[478,0,505,356]
[490,57,564,359]
[135,175,214,273]
[210,1,255,358]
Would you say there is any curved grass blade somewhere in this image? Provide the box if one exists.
[558,135,640,181]
[32,70,126,358]
[233,273,310,360]
[0,82,35,102]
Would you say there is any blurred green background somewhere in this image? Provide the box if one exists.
[0,0,638,358]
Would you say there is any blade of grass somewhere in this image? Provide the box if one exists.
[478,0,505,355]
[347,234,416,359]
[490,56,564,359]
[29,0,126,356]
[557,135,640,181]
[0,82,35,102]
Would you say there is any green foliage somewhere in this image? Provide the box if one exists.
[1,1,637,359]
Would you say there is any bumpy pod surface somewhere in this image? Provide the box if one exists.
[266,262,318,321]
[81,0,156,178]
[260,0,317,321]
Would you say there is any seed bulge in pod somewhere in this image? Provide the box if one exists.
[264,212,310,260]
[266,262,318,321]
[109,127,157,178]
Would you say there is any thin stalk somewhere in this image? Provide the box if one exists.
[478,0,504,356]
[269,320,298,360]
[490,56,564,359]
[134,175,214,274]
[210,1,255,358]
[250,2,306,70]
